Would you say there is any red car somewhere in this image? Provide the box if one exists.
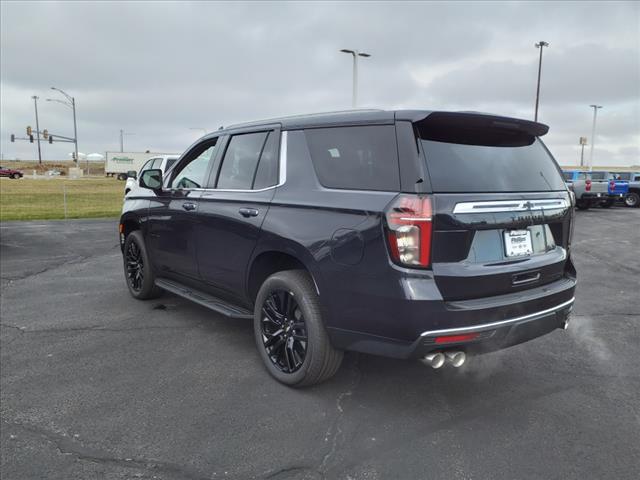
[0,166,24,179]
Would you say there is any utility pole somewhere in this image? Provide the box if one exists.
[340,49,371,108]
[120,129,134,152]
[589,105,603,171]
[32,96,43,163]
[534,41,549,122]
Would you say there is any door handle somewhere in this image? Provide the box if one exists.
[182,202,197,211]
[239,207,259,218]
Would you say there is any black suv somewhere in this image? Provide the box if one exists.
[120,110,576,386]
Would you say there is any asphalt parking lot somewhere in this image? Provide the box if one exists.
[1,208,639,480]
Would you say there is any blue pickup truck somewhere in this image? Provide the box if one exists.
[611,171,640,207]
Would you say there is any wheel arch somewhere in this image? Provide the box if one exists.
[246,249,322,304]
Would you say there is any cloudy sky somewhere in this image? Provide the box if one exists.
[1,1,639,166]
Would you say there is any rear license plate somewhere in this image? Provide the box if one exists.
[504,229,533,257]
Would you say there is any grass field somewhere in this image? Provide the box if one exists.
[0,177,123,221]
[0,160,106,176]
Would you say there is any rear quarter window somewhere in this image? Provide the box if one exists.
[304,125,400,191]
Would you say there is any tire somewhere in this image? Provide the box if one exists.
[254,270,343,387]
[625,192,640,208]
[601,199,614,208]
[576,200,590,210]
[11,173,20,179]
[123,230,162,300]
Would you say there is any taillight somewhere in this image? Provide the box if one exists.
[385,194,433,268]
[609,180,615,191]
[585,179,592,192]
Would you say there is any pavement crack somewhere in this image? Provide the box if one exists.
[0,323,205,336]
[318,355,362,475]
[2,419,212,480]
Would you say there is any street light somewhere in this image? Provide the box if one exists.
[589,105,603,171]
[120,129,135,152]
[340,49,371,108]
[48,87,79,167]
[31,96,43,163]
[534,41,549,122]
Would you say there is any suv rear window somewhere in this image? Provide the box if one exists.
[419,138,565,193]
[305,125,400,191]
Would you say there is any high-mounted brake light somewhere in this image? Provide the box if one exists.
[385,194,433,268]
[585,179,592,192]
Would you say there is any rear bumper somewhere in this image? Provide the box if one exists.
[327,274,576,359]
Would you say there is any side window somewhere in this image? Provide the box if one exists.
[217,132,268,190]
[139,158,155,173]
[304,125,400,191]
[151,158,163,169]
[165,158,178,172]
[253,132,279,190]
[171,142,217,189]
[634,175,640,181]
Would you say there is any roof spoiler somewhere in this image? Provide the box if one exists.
[411,111,549,147]
[414,111,549,137]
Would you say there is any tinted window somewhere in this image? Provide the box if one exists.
[172,143,217,189]
[217,132,268,189]
[420,138,565,192]
[165,158,177,171]
[305,126,399,191]
[563,172,573,181]
[253,132,279,190]
[590,172,607,180]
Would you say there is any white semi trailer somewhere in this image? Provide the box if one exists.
[105,151,179,180]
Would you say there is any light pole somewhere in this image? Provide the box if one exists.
[48,87,78,166]
[534,41,549,122]
[589,105,603,171]
[31,96,43,163]
[340,49,371,108]
[120,129,135,152]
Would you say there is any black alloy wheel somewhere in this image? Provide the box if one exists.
[125,240,144,293]
[260,290,308,374]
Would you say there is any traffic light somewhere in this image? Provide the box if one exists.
[10,134,15,142]
[29,135,34,143]
[49,135,53,144]
[42,129,49,140]
[26,126,32,136]
[71,151,76,160]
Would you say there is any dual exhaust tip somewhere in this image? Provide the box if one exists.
[422,351,466,369]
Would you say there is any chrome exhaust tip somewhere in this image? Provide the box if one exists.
[445,351,466,368]
[422,352,446,369]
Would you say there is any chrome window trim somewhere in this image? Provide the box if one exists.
[177,131,287,194]
[453,198,570,214]
[419,297,574,338]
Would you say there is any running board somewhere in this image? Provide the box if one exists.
[155,278,253,319]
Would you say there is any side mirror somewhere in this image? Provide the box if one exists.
[127,170,137,180]
[139,169,163,190]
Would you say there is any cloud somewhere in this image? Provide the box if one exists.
[1,1,638,165]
